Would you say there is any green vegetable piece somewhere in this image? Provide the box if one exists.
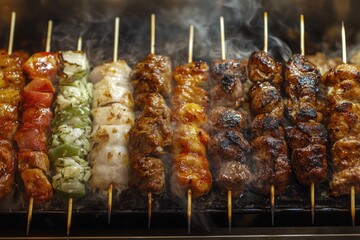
[48,144,81,162]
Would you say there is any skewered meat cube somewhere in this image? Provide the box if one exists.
[209,106,246,131]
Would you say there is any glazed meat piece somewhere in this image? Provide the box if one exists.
[251,136,291,195]
[209,106,246,131]
[14,124,48,151]
[171,152,212,199]
[128,116,172,158]
[172,123,209,156]
[321,63,360,86]
[284,97,323,123]
[173,61,209,86]
[135,93,171,121]
[208,130,251,165]
[210,59,247,108]
[216,161,252,197]
[248,51,283,87]
[20,168,52,203]
[331,166,360,196]
[327,79,360,107]
[0,120,18,140]
[20,107,53,131]
[131,54,172,98]
[251,114,284,139]
[291,144,327,185]
[172,103,207,126]
[129,155,165,194]
[285,121,328,150]
[327,101,360,141]
[172,85,209,109]
[331,136,360,171]
[0,140,15,199]
[18,150,50,174]
[248,82,284,119]
[22,52,58,81]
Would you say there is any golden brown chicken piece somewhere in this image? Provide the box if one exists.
[321,63,360,86]
[173,61,209,86]
[210,59,247,108]
[331,136,360,172]
[172,103,207,126]
[20,168,52,203]
[327,79,360,107]
[131,54,172,98]
[172,84,209,109]
[129,155,165,194]
[0,140,15,199]
[135,93,171,121]
[171,152,212,199]
[248,51,283,87]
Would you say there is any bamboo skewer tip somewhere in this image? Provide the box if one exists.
[150,14,155,54]
[220,16,226,60]
[300,14,305,56]
[351,186,356,227]
[263,11,268,53]
[67,198,73,237]
[187,188,192,235]
[270,184,275,226]
[113,17,120,62]
[227,190,232,234]
[188,25,194,64]
[26,197,34,236]
[45,20,53,52]
[8,11,16,55]
[148,191,152,229]
[311,182,315,224]
[108,184,113,224]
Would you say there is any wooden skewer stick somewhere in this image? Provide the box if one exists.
[147,14,156,229]
[8,12,16,55]
[263,11,275,226]
[219,16,232,233]
[341,21,356,226]
[188,25,194,64]
[27,19,53,236]
[107,17,120,225]
[187,188,192,235]
[300,14,315,224]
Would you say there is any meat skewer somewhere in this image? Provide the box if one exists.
[322,22,357,226]
[248,11,291,226]
[87,17,134,224]
[128,14,173,229]
[170,24,212,234]
[208,16,252,233]
[284,14,328,224]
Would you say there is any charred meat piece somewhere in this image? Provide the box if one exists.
[248,51,283,87]
[208,130,251,165]
[291,144,327,185]
[131,54,172,98]
[129,155,165,194]
[216,160,252,198]
[210,59,247,108]
[251,114,284,139]
[209,106,246,132]
[128,116,172,158]
[251,135,291,195]
[171,152,212,199]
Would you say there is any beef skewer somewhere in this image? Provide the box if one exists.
[248,11,291,226]
[208,16,252,233]
[322,22,357,226]
[23,20,54,236]
[284,14,328,224]
[128,14,173,229]
[171,24,212,234]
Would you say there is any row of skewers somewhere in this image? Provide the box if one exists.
[0,11,359,236]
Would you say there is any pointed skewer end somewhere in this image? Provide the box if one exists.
[108,184,113,224]
[187,188,192,235]
[148,191,152,229]
[26,197,34,236]
[228,190,232,234]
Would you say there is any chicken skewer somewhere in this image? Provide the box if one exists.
[87,17,134,224]
[322,22,357,226]
[25,19,54,236]
[248,11,291,226]
[284,15,328,225]
[128,14,172,229]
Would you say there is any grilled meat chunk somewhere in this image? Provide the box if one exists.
[172,103,207,126]
[136,93,171,121]
[209,106,246,132]
[173,61,209,86]
[0,140,15,199]
[251,114,284,139]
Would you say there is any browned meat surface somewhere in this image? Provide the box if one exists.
[135,93,171,121]
[128,116,172,158]
[321,63,360,86]
[208,130,251,165]
[216,161,252,197]
[209,106,246,131]
[248,51,282,87]
[285,121,327,150]
[20,168,52,203]
[251,114,284,139]
[248,82,284,119]
[210,59,247,108]
[172,84,209,109]
[0,140,15,199]
[327,79,360,107]
[291,144,327,185]
[251,136,291,195]
[129,155,165,194]
[173,61,209,86]
[331,167,360,196]
[171,152,212,199]
[331,136,360,172]
[131,54,172,98]
[18,150,50,174]
[172,103,207,126]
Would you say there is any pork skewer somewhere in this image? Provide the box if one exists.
[322,22,357,226]
[87,17,134,224]
[248,11,291,226]
[171,24,212,235]
[284,14,328,224]
[128,14,173,229]
[24,20,54,236]
[208,16,252,233]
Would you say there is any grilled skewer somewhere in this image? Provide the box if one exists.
[284,14,328,225]
[247,11,291,226]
